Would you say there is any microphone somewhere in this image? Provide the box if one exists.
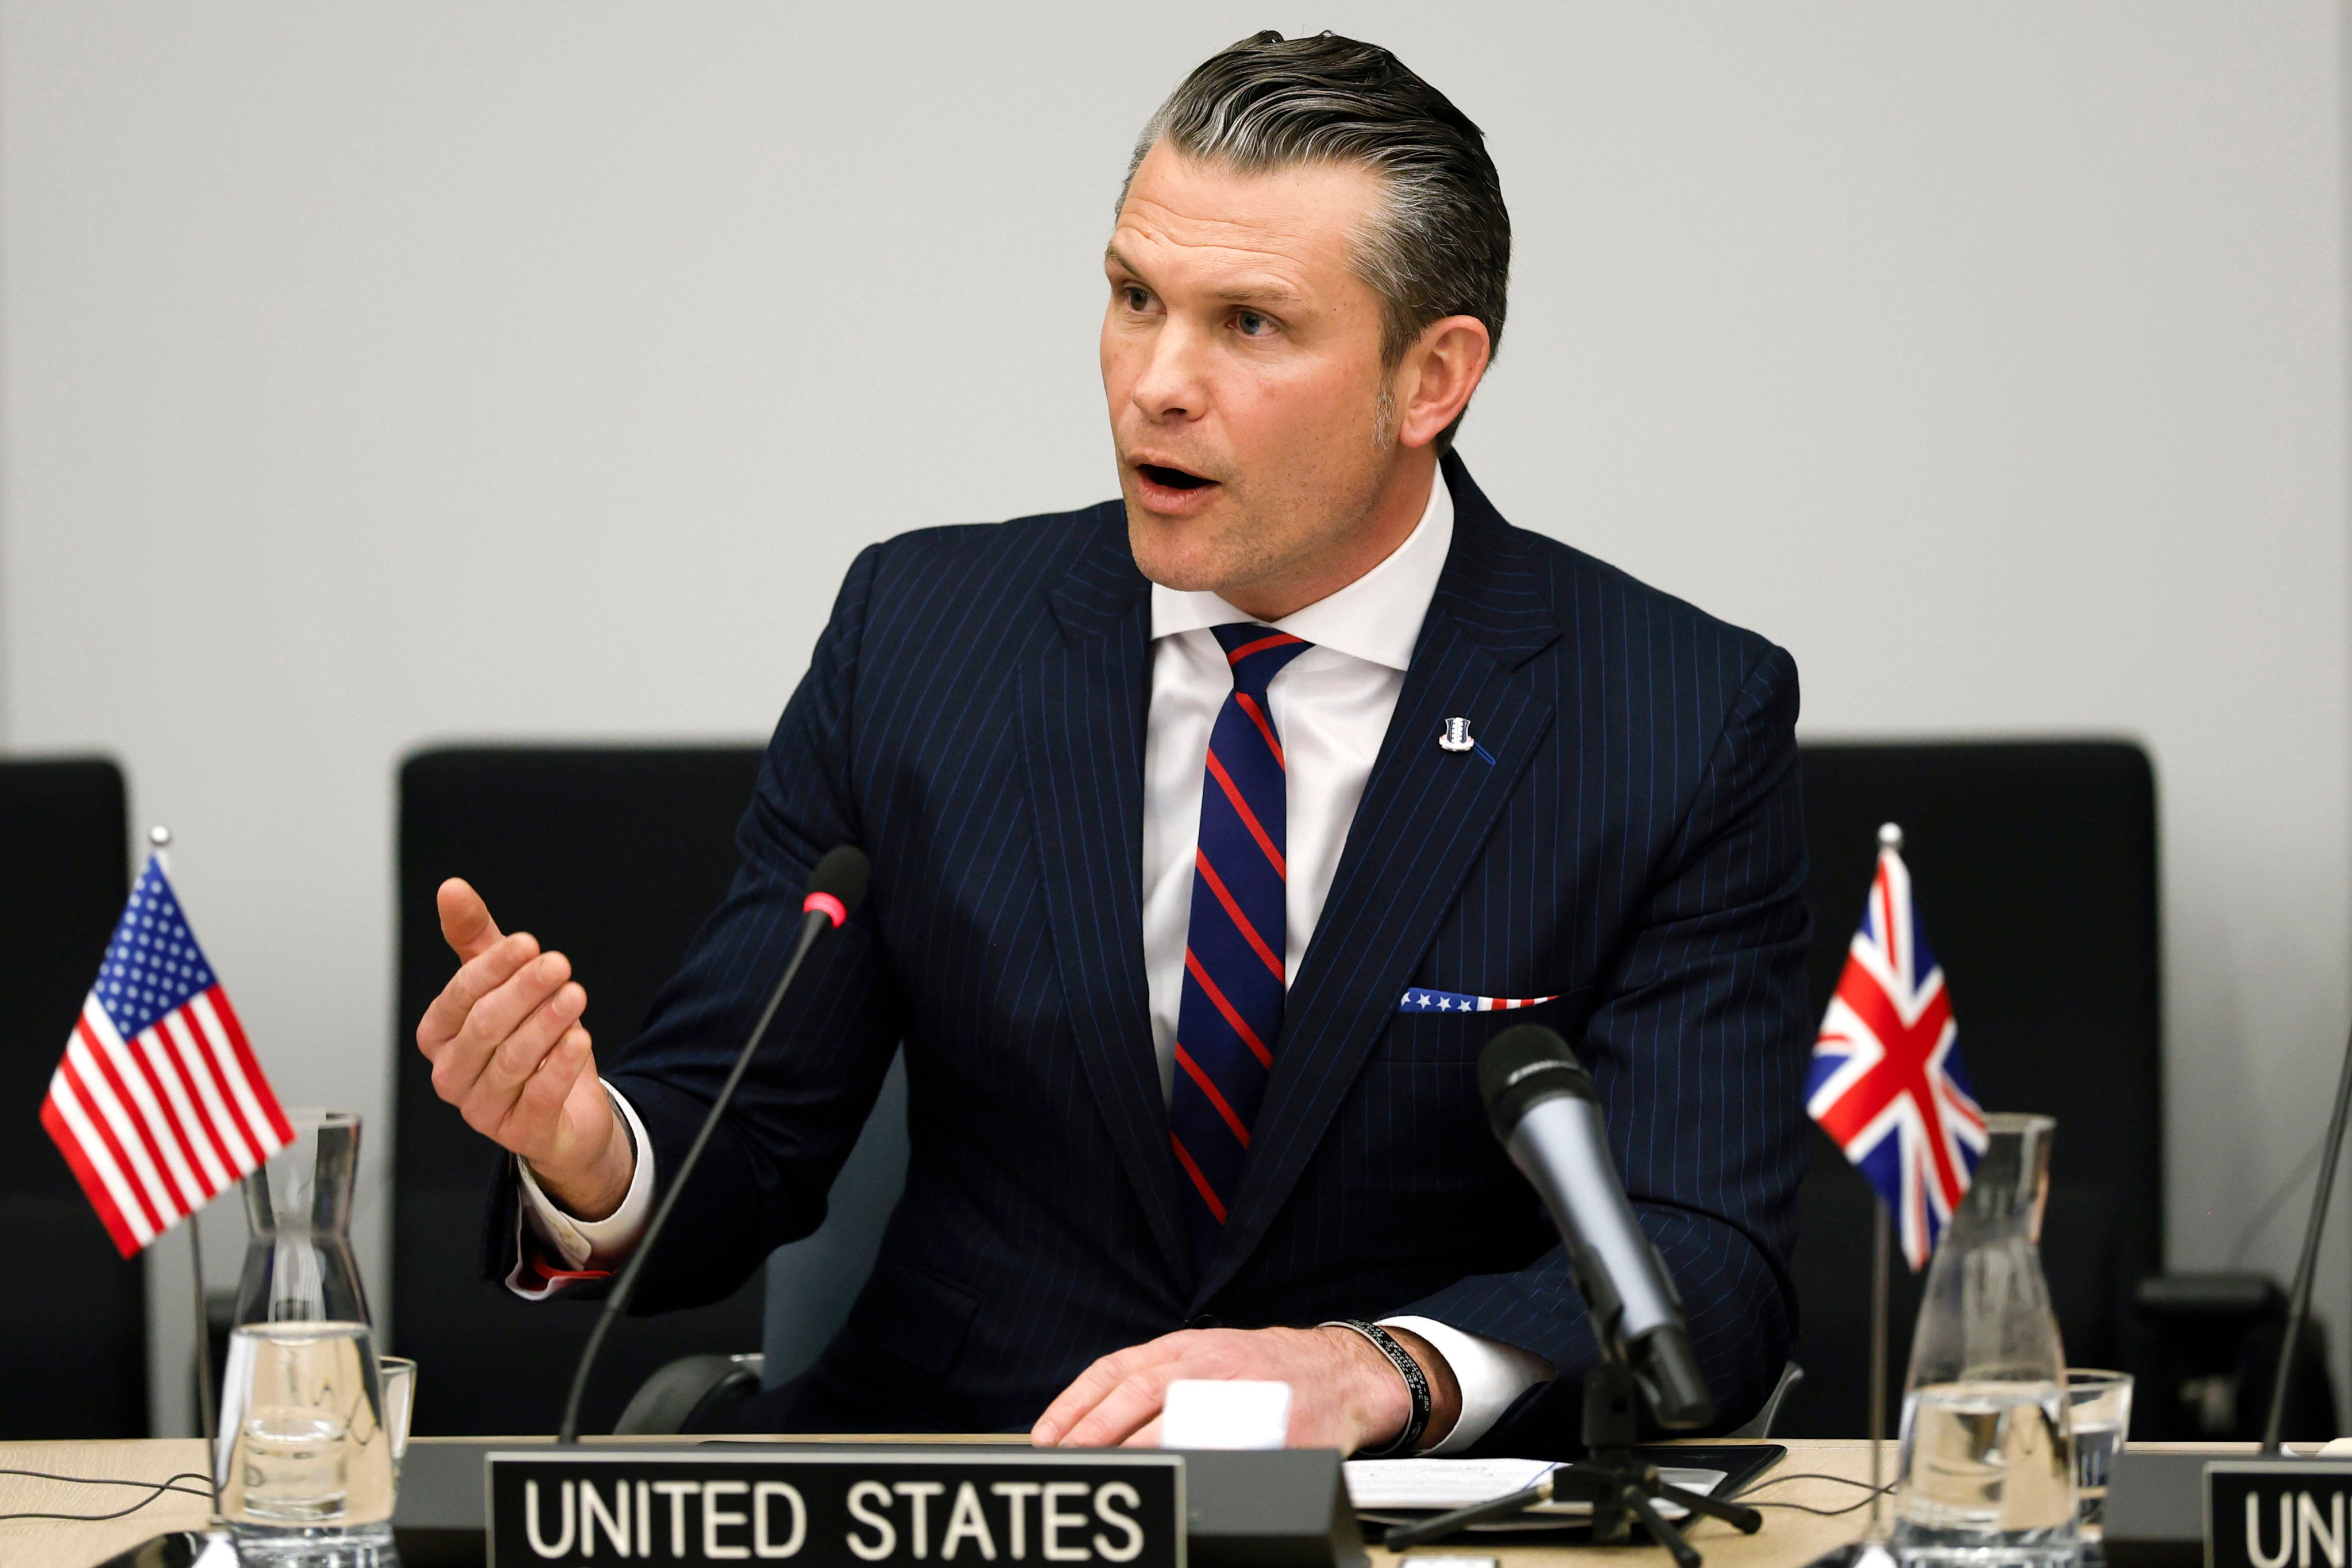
[1478,1025,1714,1429]
[557,845,872,1443]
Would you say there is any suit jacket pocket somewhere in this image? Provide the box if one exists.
[842,1257,980,1377]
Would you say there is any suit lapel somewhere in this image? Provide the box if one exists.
[1197,456,1561,1303]
[1021,505,1192,1290]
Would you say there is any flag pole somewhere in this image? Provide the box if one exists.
[1802,1202,1899,1568]
[188,1210,221,1508]
[1870,1197,1891,1539]
[153,825,225,1521]
[1868,821,1899,1542]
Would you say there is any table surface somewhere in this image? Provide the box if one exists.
[0,1434,1885,1568]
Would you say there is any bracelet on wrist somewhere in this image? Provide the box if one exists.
[1321,1319,1431,1457]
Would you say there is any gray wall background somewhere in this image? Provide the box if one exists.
[1,2,2345,1439]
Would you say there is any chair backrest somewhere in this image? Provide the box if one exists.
[0,758,144,1436]
[1772,740,2161,1436]
[393,746,770,1434]
[762,1049,908,1385]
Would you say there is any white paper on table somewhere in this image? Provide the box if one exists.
[1342,1458,1728,1524]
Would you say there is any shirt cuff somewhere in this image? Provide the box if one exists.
[1379,1315,1555,1454]
[516,1087,655,1270]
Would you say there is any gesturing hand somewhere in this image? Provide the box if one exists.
[1030,1324,1462,1454]
[412,878,632,1219]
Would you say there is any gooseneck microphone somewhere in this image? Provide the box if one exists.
[557,844,872,1443]
[1479,1025,1714,1429]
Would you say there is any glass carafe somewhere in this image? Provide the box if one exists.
[234,1108,371,1326]
[217,1109,397,1565]
[1894,1112,2076,1567]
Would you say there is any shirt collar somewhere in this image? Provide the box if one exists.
[1147,465,1454,672]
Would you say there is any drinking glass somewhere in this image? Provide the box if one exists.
[218,1322,392,1528]
[1894,1113,2077,1568]
[2065,1370,2133,1552]
[376,1357,416,1478]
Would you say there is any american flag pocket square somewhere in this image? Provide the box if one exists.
[1397,988,1560,1014]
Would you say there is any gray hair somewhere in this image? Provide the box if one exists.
[1123,30,1511,451]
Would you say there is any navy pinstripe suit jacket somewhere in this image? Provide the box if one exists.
[487,451,1813,1449]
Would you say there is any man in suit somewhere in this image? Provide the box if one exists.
[415,30,1811,1454]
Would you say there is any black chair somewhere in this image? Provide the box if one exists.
[392,746,770,1435]
[1774,740,2165,1438]
[0,757,145,1437]
[623,1048,912,1433]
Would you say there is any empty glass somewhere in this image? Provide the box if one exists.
[2065,1369,2133,1553]
[1894,1113,2077,1568]
[216,1109,397,1566]
[376,1357,416,1478]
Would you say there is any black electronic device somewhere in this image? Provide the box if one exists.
[555,845,872,1443]
[1391,1026,1761,1567]
[2129,1272,2336,1442]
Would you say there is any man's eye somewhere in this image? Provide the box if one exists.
[1122,287,1152,312]
[1235,311,1270,336]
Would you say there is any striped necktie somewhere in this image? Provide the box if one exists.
[1169,623,1312,1273]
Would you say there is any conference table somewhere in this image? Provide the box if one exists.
[0,1434,1882,1568]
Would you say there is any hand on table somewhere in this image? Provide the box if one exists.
[1030,1324,1462,1454]
[412,877,634,1219]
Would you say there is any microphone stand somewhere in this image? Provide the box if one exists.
[2263,1010,2352,1452]
[556,891,848,1445]
[1557,1358,1766,1568]
[1381,1350,1763,1567]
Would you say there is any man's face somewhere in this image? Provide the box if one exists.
[1103,144,1401,601]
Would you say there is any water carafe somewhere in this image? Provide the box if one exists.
[217,1109,397,1565]
[1894,1112,2077,1567]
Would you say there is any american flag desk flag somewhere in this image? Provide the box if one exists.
[1805,824,1988,1270]
[40,855,292,1257]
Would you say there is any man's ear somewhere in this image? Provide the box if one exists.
[1393,315,1493,450]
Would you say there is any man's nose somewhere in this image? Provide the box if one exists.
[1128,320,1209,423]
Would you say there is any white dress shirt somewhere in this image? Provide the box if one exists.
[518,465,1554,1448]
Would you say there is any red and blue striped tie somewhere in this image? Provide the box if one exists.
[1170,623,1312,1272]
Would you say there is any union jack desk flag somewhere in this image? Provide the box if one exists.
[1805,828,1987,1270]
[40,856,292,1257]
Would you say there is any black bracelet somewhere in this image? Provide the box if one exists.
[1322,1319,1431,1457]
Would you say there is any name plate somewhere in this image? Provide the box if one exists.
[488,1449,1185,1568]
[2205,1461,2352,1568]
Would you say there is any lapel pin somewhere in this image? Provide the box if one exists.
[1439,717,1495,764]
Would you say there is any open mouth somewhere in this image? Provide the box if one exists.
[1137,463,1214,492]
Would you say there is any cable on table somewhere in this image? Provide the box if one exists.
[0,1469,214,1523]
[1737,1472,1899,1518]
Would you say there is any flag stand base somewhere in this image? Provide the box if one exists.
[93,1527,237,1568]
[1798,1538,1902,1568]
